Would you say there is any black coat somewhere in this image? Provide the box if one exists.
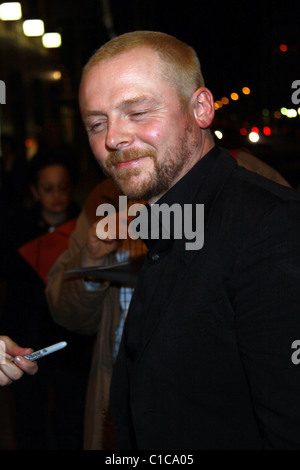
[111,148,300,450]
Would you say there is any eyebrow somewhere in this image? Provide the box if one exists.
[118,96,158,108]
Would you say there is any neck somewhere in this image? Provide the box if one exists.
[148,133,215,205]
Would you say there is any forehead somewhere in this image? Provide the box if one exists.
[79,48,174,110]
[37,165,69,182]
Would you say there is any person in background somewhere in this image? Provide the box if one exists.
[0,150,94,450]
[47,177,147,449]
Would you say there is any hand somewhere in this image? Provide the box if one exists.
[0,336,38,387]
[82,210,130,267]
[82,220,120,267]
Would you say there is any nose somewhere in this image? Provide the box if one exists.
[105,116,133,150]
[52,187,63,199]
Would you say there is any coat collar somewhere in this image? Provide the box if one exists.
[140,146,237,254]
[201,148,237,225]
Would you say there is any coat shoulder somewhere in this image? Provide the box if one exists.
[206,152,300,243]
[231,163,300,204]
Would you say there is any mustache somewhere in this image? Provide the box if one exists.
[106,148,156,169]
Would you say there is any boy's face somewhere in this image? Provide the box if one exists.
[34,164,72,215]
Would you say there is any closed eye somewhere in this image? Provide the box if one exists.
[129,110,149,120]
[87,120,107,134]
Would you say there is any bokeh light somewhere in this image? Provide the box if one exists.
[242,87,251,95]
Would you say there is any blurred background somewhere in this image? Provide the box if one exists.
[0,0,299,192]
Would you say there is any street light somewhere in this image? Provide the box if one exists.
[42,32,62,48]
[242,87,251,95]
[230,92,239,101]
[22,19,44,37]
[249,132,260,143]
[0,2,22,20]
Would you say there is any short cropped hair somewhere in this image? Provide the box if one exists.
[29,149,76,188]
[82,31,205,107]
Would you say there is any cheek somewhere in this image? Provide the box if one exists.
[61,193,71,204]
[138,122,164,144]
[39,194,52,207]
[90,137,108,165]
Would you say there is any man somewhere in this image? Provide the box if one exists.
[0,336,38,386]
[78,31,300,449]
[65,30,300,449]
[47,153,288,451]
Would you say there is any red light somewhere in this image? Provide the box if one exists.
[25,138,34,148]
[263,126,271,136]
[279,44,288,52]
[251,127,259,134]
[239,128,247,136]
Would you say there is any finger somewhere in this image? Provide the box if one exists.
[14,356,38,376]
[0,361,24,384]
[0,336,18,356]
[0,336,33,358]
[0,369,13,386]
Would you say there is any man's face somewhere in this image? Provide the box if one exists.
[79,48,201,202]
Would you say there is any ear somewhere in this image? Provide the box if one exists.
[192,87,215,129]
[30,184,40,201]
